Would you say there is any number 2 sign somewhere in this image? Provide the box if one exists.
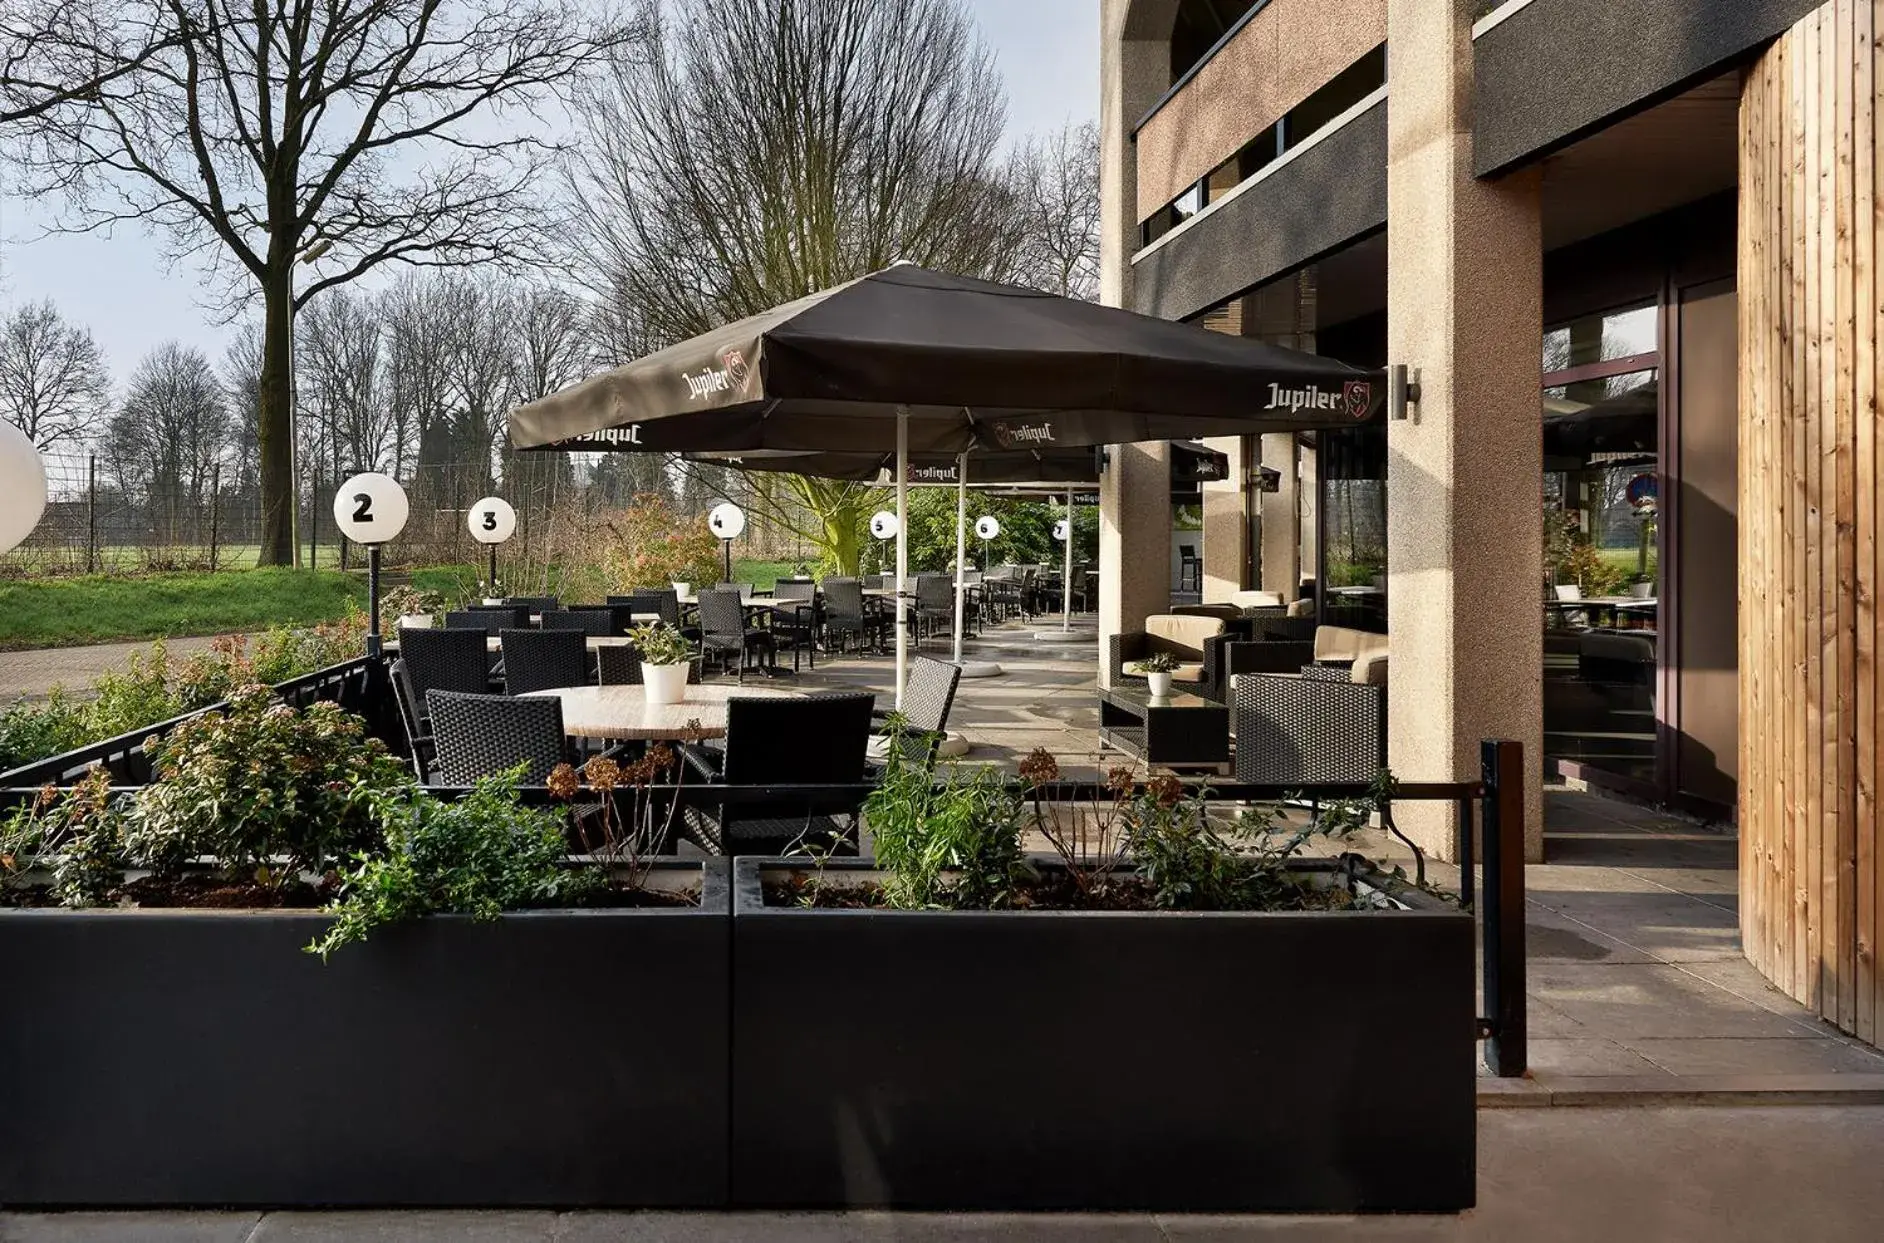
[332,473,410,545]
[467,497,517,544]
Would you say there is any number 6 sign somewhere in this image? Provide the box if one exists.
[467,497,516,544]
[333,472,409,545]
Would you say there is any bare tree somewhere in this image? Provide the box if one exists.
[564,0,1019,570]
[107,341,228,541]
[0,299,112,450]
[218,323,262,493]
[0,1,170,124]
[1009,120,1101,300]
[380,272,457,478]
[3,1,643,564]
[298,289,391,476]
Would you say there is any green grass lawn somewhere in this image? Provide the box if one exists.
[0,568,367,650]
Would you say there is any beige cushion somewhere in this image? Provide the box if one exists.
[1553,584,1583,602]
[1144,614,1225,652]
[1351,653,1389,686]
[1314,625,1389,665]
[1287,598,1315,618]
[1228,589,1285,609]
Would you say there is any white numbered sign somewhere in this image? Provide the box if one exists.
[1052,518,1070,541]
[0,421,48,555]
[467,496,516,545]
[974,515,1001,541]
[708,501,747,540]
[332,472,409,545]
[870,510,900,540]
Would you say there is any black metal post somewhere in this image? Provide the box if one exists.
[366,545,383,658]
[1480,738,1526,1078]
[208,465,221,571]
[308,474,319,570]
[722,538,732,584]
[488,542,498,593]
[1457,796,1474,910]
[86,454,97,574]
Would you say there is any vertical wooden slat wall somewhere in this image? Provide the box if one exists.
[1740,0,1884,1041]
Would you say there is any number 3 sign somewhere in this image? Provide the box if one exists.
[333,473,410,545]
[467,497,517,544]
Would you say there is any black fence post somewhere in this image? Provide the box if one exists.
[1480,739,1527,1078]
[86,454,98,575]
[1456,796,1474,910]
[308,475,319,570]
[208,465,221,571]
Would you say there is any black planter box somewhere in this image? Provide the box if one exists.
[731,858,1476,1212]
[0,860,729,1208]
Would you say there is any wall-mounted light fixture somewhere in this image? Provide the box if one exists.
[1389,364,1421,420]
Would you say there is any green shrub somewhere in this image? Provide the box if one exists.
[0,770,128,908]
[308,768,599,959]
[0,688,91,773]
[863,723,1027,910]
[124,685,412,886]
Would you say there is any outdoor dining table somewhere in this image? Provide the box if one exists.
[520,683,803,741]
[386,633,643,653]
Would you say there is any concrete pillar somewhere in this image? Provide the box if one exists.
[1099,0,1177,684]
[1260,434,1301,596]
[1200,435,1247,601]
[1386,0,1544,861]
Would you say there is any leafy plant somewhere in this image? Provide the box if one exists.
[0,688,90,773]
[308,768,601,959]
[863,722,1028,910]
[599,494,724,591]
[1,770,129,907]
[382,586,445,618]
[1129,652,1182,674]
[629,622,695,666]
[124,685,412,887]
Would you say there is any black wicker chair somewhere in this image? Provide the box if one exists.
[698,587,775,680]
[425,690,572,785]
[504,595,559,613]
[913,573,954,643]
[1200,635,1317,704]
[767,599,818,672]
[871,656,961,764]
[461,604,530,635]
[597,645,701,686]
[543,607,618,637]
[680,692,875,856]
[773,578,816,603]
[820,577,878,654]
[500,629,589,695]
[400,626,492,698]
[1231,670,1385,784]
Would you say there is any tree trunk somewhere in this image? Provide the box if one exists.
[256,268,296,566]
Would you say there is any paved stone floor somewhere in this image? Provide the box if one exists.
[5,1107,1883,1241]
[0,635,225,701]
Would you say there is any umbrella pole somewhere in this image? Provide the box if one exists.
[953,452,967,664]
[1063,486,1074,632]
[895,406,908,711]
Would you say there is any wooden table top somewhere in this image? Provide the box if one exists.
[520,683,802,740]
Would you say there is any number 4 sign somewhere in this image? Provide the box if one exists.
[332,473,410,545]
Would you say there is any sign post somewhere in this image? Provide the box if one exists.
[467,497,517,595]
[332,473,410,657]
[708,502,746,584]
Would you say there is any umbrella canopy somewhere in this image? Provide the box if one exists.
[693,446,1100,486]
[1543,386,1657,461]
[508,264,1385,454]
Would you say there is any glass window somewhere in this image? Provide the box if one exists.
[1543,304,1658,373]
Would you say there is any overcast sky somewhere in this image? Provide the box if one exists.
[0,0,1099,389]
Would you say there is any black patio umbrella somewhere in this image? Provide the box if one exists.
[509,263,1382,702]
[1543,386,1657,462]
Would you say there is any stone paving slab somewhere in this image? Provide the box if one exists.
[8,1109,1884,1241]
[0,635,226,701]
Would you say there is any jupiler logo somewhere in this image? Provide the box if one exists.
[1343,380,1373,421]
[567,425,644,447]
[992,421,1055,446]
[909,465,959,482]
[683,348,752,401]
[1262,383,1342,416]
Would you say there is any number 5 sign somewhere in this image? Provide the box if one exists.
[467,497,517,544]
[332,473,410,545]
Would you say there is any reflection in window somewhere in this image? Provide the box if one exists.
[1320,426,1386,633]
[1542,304,1658,372]
[1170,0,1261,84]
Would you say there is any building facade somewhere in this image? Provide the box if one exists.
[1100,0,1884,1045]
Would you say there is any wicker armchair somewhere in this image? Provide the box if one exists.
[1200,635,1317,704]
[457,605,529,635]
[698,587,776,680]
[680,692,875,856]
[1232,669,1386,785]
[820,577,880,654]
[871,656,961,764]
[500,629,589,695]
[913,574,954,641]
[542,608,618,637]
[1107,615,1225,689]
[425,690,572,785]
[504,596,559,613]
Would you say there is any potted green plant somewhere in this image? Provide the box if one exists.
[631,622,695,706]
[383,586,444,629]
[1129,649,1181,697]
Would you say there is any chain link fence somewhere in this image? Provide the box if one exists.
[2,449,818,579]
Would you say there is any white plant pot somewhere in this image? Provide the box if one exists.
[643,662,690,707]
[1146,671,1174,698]
[398,614,434,629]
[1629,581,1654,599]
[671,581,690,597]
[482,597,503,606]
